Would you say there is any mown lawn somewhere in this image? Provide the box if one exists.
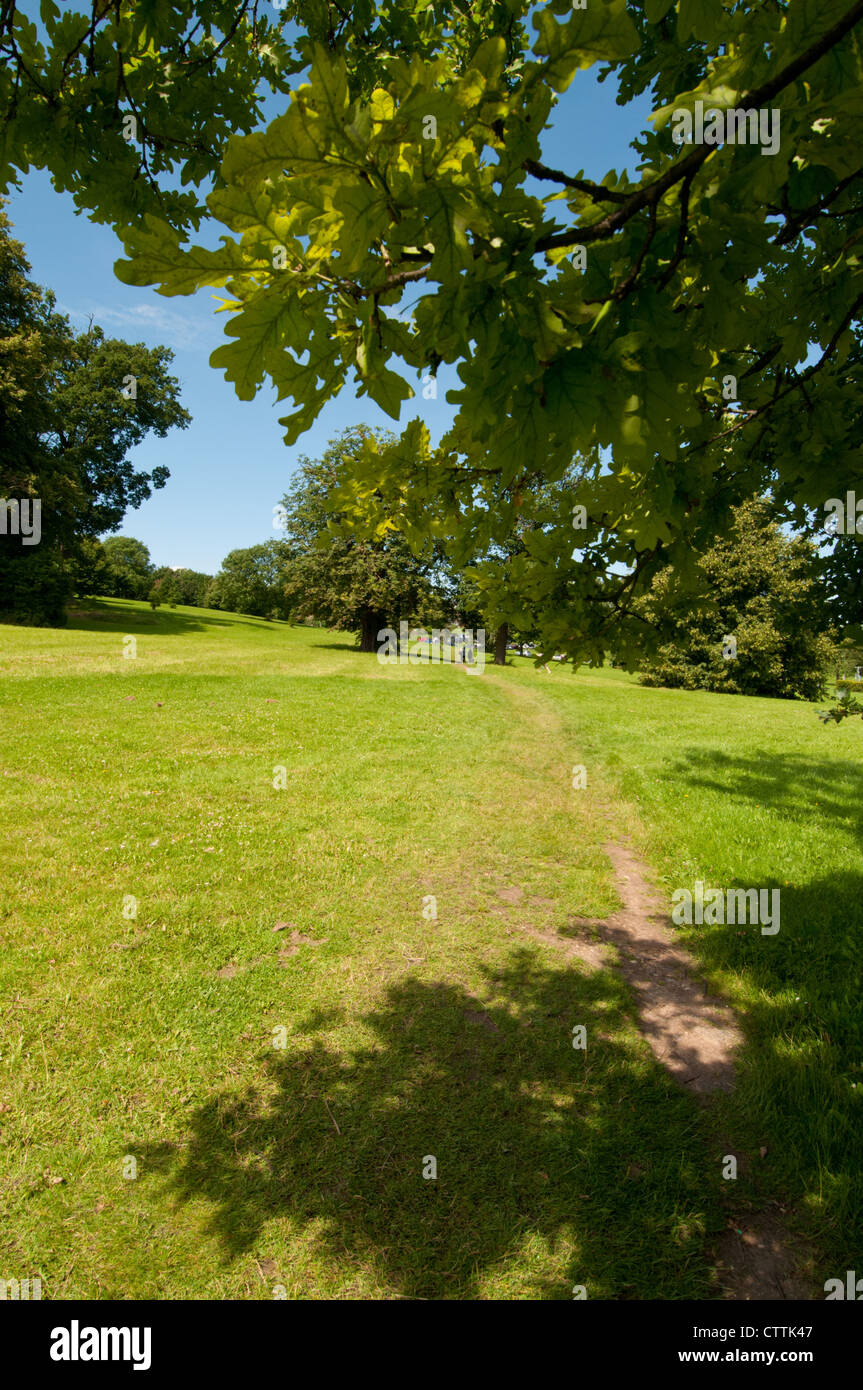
[0,599,859,1298]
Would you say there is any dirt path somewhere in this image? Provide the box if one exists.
[599,839,742,1094]
[596,838,815,1298]
[489,671,816,1299]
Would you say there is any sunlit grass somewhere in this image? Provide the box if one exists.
[0,600,857,1297]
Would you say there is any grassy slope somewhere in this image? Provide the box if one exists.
[0,599,859,1298]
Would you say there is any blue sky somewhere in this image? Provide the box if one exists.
[8,64,653,573]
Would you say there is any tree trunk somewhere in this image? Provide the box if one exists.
[359,610,382,653]
[494,622,508,666]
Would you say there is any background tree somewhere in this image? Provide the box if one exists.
[101,535,154,599]
[205,542,288,618]
[279,426,447,651]
[71,537,113,599]
[636,498,837,702]
[0,208,79,623]
[168,567,214,607]
[46,324,188,536]
[451,462,594,664]
[0,211,189,624]
[150,569,182,608]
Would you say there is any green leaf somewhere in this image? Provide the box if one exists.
[677,0,727,43]
[209,291,315,399]
[360,366,413,418]
[309,45,349,126]
[532,1,638,90]
[331,182,390,273]
[643,0,674,21]
[468,35,507,83]
[114,217,245,296]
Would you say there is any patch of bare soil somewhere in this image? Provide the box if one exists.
[499,840,742,1092]
[496,886,524,904]
[507,920,611,972]
[599,840,742,1095]
[214,931,327,977]
[600,841,815,1297]
[714,1213,817,1300]
[277,930,329,964]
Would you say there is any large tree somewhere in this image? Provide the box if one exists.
[636,496,837,701]
[0,212,189,623]
[157,566,214,607]
[278,426,446,651]
[205,541,288,618]
[0,205,84,622]
[101,535,154,598]
[453,460,597,662]
[5,2,863,654]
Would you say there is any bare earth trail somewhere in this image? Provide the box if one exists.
[489,671,816,1300]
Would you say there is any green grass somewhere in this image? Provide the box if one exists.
[0,599,859,1298]
[509,660,863,1276]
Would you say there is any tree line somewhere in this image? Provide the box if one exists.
[79,425,857,700]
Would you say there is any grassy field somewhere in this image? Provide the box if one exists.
[1,599,860,1299]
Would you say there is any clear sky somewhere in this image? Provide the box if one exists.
[8,62,653,574]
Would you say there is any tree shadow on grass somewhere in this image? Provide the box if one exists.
[139,954,722,1299]
[667,747,863,839]
[310,639,366,652]
[648,841,863,1272]
[64,602,276,637]
[661,747,863,1044]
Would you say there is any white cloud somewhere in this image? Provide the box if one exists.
[58,299,214,350]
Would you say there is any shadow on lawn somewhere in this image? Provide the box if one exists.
[668,746,863,837]
[140,953,721,1299]
[678,869,863,1274]
[310,639,368,652]
[661,749,863,1013]
[64,603,288,636]
[638,740,863,1271]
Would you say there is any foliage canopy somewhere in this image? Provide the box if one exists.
[4,2,863,654]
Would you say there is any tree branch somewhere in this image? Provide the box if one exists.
[655,169,694,290]
[523,158,628,205]
[536,0,863,255]
[690,290,863,453]
[586,199,658,304]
